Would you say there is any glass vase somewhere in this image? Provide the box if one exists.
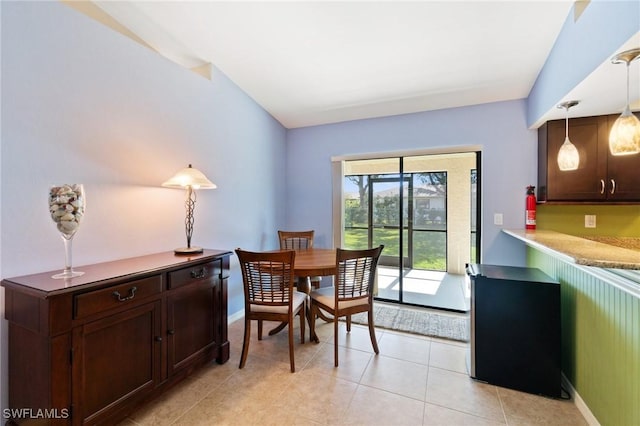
[49,184,85,279]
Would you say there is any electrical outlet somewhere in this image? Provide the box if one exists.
[585,215,596,228]
[494,213,503,226]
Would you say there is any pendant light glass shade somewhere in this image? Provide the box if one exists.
[609,48,640,156]
[557,100,580,171]
[558,137,580,171]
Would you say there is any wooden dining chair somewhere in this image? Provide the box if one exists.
[278,230,322,289]
[309,245,384,366]
[235,249,306,373]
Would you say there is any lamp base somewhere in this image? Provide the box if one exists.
[174,246,204,255]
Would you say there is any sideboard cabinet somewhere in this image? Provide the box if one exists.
[2,249,231,425]
[538,112,640,202]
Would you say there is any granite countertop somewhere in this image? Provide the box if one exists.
[503,229,640,270]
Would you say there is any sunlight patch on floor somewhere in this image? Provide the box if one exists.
[376,266,469,311]
[391,279,440,295]
[378,267,445,296]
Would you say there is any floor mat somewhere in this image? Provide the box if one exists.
[348,303,470,342]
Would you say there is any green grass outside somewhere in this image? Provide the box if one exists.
[344,228,447,270]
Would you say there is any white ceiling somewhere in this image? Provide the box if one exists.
[90,1,639,129]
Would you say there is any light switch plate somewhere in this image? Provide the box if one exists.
[585,215,596,228]
[494,213,503,226]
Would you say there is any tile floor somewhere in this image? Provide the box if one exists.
[119,318,587,426]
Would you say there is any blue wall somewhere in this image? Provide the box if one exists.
[1,0,638,415]
[286,0,640,268]
[527,0,640,127]
[286,100,535,267]
[1,1,287,324]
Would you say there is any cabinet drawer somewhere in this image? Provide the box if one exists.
[74,275,162,319]
[168,260,219,290]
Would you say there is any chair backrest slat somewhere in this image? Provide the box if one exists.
[336,246,384,302]
[236,249,296,307]
[278,230,314,250]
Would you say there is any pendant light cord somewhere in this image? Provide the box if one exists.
[626,61,630,109]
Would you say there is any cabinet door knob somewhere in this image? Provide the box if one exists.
[167,329,175,335]
[600,179,605,194]
[610,179,616,195]
[112,286,137,302]
[155,336,163,342]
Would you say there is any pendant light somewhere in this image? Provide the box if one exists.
[557,100,580,171]
[609,48,640,156]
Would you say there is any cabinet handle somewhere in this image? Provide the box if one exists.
[112,286,137,302]
[190,268,207,279]
[600,179,605,194]
[610,179,616,195]
[167,329,175,335]
[154,336,163,342]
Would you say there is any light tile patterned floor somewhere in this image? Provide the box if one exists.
[120,318,587,426]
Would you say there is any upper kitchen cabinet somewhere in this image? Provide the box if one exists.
[538,113,640,203]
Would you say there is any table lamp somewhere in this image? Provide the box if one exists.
[162,164,216,254]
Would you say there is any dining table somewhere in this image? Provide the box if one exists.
[268,247,337,339]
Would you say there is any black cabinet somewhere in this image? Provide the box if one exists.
[467,264,561,398]
[538,112,640,202]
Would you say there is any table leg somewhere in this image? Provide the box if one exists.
[299,276,320,342]
[268,276,314,337]
[316,309,333,323]
[267,321,287,336]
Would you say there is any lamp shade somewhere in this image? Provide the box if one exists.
[609,107,640,156]
[557,137,580,171]
[556,100,580,171]
[162,164,217,189]
[609,48,640,156]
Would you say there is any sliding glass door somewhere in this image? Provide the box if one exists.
[341,151,479,309]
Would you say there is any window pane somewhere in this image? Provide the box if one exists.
[412,231,447,270]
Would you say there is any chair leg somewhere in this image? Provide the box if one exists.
[367,308,379,354]
[288,314,296,373]
[257,319,263,340]
[239,317,251,369]
[346,315,352,332]
[334,314,339,367]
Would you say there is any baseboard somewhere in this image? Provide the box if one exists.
[561,373,600,426]
[228,309,244,324]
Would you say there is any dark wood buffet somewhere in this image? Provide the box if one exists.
[2,249,231,425]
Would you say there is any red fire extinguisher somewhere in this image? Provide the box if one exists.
[526,185,536,230]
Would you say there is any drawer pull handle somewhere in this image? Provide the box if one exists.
[190,268,207,279]
[600,179,605,194]
[112,286,137,302]
[610,179,616,195]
